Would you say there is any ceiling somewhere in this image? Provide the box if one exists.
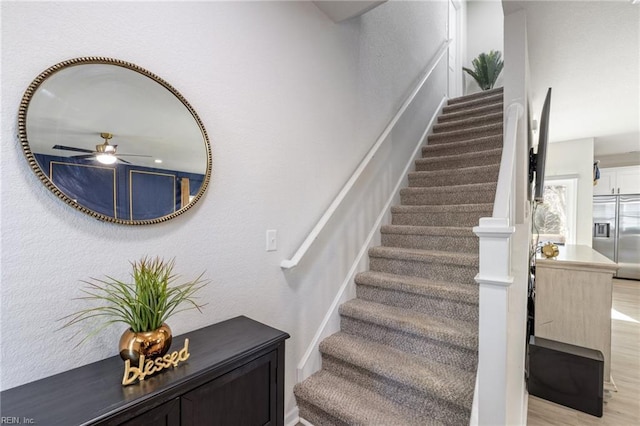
[313,1,387,22]
[508,0,640,156]
[26,62,208,175]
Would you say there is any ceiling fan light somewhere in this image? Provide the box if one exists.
[96,153,117,165]
[96,144,117,154]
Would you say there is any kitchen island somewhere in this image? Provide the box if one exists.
[535,244,618,383]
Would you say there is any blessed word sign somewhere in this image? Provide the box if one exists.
[122,338,191,386]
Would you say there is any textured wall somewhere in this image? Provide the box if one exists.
[0,0,447,417]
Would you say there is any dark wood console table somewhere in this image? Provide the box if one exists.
[0,316,289,425]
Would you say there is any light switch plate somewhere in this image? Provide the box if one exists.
[266,230,277,251]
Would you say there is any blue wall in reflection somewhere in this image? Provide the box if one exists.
[35,154,205,220]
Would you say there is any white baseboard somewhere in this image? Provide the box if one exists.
[521,387,529,425]
[469,374,479,425]
[285,406,300,426]
[285,405,315,426]
[295,95,448,384]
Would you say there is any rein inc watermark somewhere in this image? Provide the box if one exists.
[0,418,35,424]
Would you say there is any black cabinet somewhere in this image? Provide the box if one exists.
[0,316,289,426]
[120,398,181,426]
[181,352,277,425]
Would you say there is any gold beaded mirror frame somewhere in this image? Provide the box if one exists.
[18,57,212,225]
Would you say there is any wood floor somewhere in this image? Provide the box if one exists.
[527,279,640,425]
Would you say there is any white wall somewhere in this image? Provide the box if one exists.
[546,138,595,246]
[0,0,448,419]
[465,0,504,94]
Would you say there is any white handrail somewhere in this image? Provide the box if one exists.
[492,102,523,220]
[281,39,452,269]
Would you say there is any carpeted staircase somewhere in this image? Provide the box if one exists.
[294,87,504,425]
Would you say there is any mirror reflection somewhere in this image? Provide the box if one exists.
[19,58,211,224]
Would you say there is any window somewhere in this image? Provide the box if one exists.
[533,177,578,244]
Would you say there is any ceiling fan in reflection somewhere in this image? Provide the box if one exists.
[52,132,152,165]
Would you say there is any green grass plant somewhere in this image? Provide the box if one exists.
[463,50,504,91]
[60,257,207,345]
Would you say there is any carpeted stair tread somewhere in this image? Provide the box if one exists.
[381,224,474,238]
[408,164,500,187]
[438,102,502,123]
[432,111,503,133]
[355,270,477,304]
[320,332,475,410]
[391,203,493,214]
[421,135,502,157]
[369,246,478,267]
[446,87,503,105]
[294,370,431,426]
[339,298,477,351]
[393,202,493,211]
[401,182,496,196]
[414,147,502,172]
[427,122,502,145]
[417,147,502,163]
[390,203,493,216]
[390,203,492,227]
[369,245,477,282]
[409,164,500,178]
[401,181,496,194]
[400,182,497,206]
[380,224,477,252]
[355,271,478,322]
[442,92,503,114]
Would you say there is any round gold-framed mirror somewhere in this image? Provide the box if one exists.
[18,57,212,225]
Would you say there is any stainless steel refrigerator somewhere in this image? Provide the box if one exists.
[593,194,640,280]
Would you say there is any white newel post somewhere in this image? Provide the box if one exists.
[473,217,515,425]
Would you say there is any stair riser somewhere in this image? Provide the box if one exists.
[297,400,348,426]
[408,169,499,188]
[391,210,490,227]
[415,153,501,172]
[382,232,478,252]
[340,316,478,371]
[356,284,478,322]
[421,137,502,158]
[432,114,502,133]
[369,257,477,282]
[321,355,471,425]
[400,188,496,206]
[438,103,502,123]
[428,125,502,145]
[442,95,503,114]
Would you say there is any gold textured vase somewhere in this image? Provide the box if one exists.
[119,323,172,364]
[541,242,560,259]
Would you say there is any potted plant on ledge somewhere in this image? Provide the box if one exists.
[61,256,208,364]
[463,50,504,91]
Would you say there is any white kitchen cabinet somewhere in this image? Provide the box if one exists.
[594,166,640,195]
